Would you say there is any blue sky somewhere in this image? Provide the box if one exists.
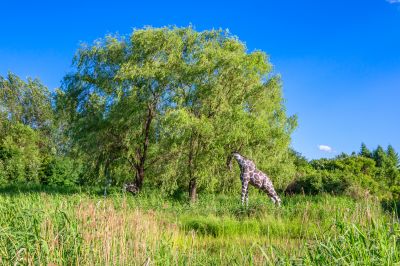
[1,0,399,159]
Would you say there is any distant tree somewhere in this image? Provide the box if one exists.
[359,143,372,158]
[0,73,54,153]
[0,73,65,185]
[336,152,349,159]
[290,149,310,170]
[387,145,399,168]
[0,121,41,184]
[373,146,387,168]
[0,73,53,129]
[371,145,399,187]
[386,145,400,187]
[0,73,84,185]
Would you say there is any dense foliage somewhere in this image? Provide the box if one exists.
[287,143,400,202]
[0,73,82,186]
[57,26,296,200]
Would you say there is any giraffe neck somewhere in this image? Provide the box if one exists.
[233,153,247,168]
[233,153,256,173]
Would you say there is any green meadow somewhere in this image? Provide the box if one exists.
[0,186,398,265]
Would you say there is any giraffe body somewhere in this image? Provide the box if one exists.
[233,152,281,206]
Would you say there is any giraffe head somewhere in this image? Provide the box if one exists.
[229,151,248,171]
[227,151,242,170]
[232,152,245,164]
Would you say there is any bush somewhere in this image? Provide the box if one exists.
[0,122,41,183]
[285,171,350,195]
[39,157,81,186]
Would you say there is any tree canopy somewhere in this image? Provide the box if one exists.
[58,26,297,199]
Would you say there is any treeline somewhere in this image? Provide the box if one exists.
[0,27,296,200]
[288,144,400,201]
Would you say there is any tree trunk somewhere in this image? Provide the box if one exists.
[133,105,154,191]
[188,133,197,202]
[135,166,145,189]
[189,178,197,203]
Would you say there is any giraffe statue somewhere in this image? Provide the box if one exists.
[229,152,281,206]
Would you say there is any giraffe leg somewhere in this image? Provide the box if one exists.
[245,185,249,207]
[273,194,282,207]
[270,189,282,206]
[241,181,248,206]
[263,185,281,206]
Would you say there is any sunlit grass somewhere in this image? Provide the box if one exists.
[0,186,398,265]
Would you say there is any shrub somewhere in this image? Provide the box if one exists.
[285,171,350,195]
[39,157,81,186]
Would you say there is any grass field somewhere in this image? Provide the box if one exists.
[0,185,399,265]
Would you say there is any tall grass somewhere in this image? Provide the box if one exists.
[305,220,400,265]
[0,186,398,265]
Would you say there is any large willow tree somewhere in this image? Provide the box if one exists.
[59,26,296,198]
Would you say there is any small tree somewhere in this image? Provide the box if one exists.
[387,145,399,168]
[359,143,372,158]
[0,73,57,185]
[0,73,54,151]
[373,146,387,168]
[0,121,41,184]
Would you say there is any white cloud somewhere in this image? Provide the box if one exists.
[387,0,400,3]
[318,145,333,153]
